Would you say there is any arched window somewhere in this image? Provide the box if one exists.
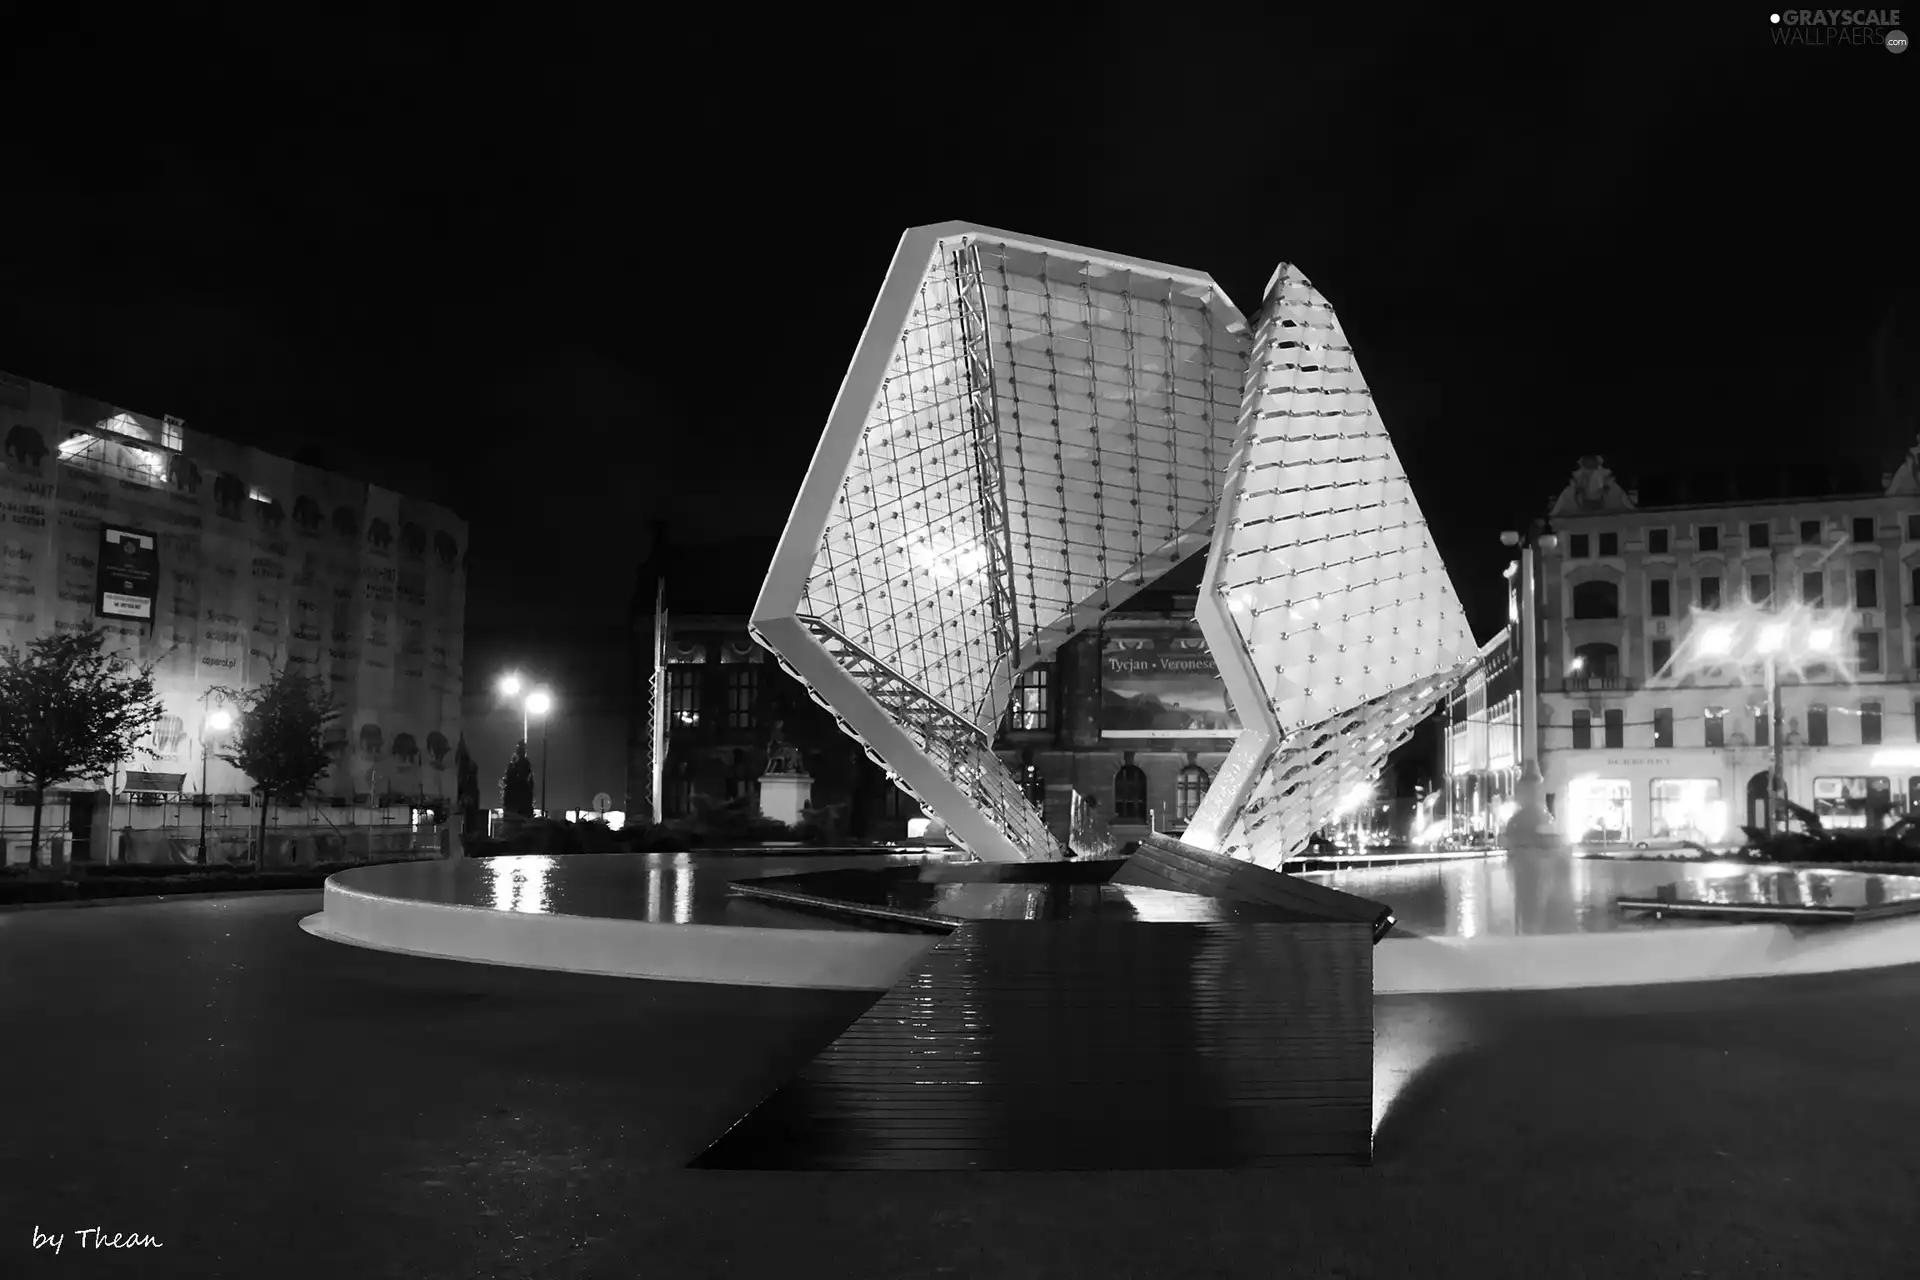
[1112,763,1148,822]
[1175,764,1210,822]
[1571,580,1619,619]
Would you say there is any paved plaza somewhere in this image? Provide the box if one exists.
[4,891,1919,1278]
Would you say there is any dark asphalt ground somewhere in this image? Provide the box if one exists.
[3,891,1919,1279]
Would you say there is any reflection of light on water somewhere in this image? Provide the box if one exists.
[671,865,694,924]
[646,867,665,922]
[484,855,554,914]
[1451,859,1481,939]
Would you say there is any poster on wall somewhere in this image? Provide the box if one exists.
[1099,620,1240,739]
[96,526,159,620]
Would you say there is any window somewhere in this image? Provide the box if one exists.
[1651,779,1722,840]
[1704,707,1725,747]
[1598,531,1618,557]
[1573,642,1619,677]
[667,668,703,727]
[1747,521,1771,549]
[1571,580,1619,619]
[1653,707,1674,748]
[1812,775,1894,830]
[1647,528,1669,554]
[1571,710,1592,750]
[1650,637,1673,674]
[1801,519,1823,545]
[1749,573,1771,603]
[1650,578,1672,617]
[1697,525,1720,551]
[1754,704,1770,747]
[1112,763,1148,822]
[1699,576,1721,609]
[1175,764,1210,822]
[1802,571,1824,606]
[725,667,759,730]
[1854,516,1876,543]
[1914,699,1920,742]
[666,762,694,819]
[1006,666,1053,731]
[1569,533,1590,558]
[1862,700,1883,746]
[1908,514,1920,541]
[1604,709,1624,749]
[1912,566,1920,606]
[1856,630,1881,673]
[1856,568,1879,608]
[1021,762,1046,806]
[1808,704,1829,746]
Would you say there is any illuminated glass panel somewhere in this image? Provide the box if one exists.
[1183,264,1477,866]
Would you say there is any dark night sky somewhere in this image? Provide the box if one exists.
[3,11,1913,702]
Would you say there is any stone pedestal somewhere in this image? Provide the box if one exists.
[758,773,813,827]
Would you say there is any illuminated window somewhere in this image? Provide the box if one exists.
[1749,573,1770,604]
[1647,528,1669,554]
[1604,708,1624,749]
[1697,525,1720,552]
[1800,519,1823,545]
[1006,666,1053,732]
[1801,571,1824,606]
[1569,776,1632,843]
[1112,762,1148,822]
[1807,704,1829,747]
[1747,522,1771,549]
[1699,576,1721,610]
[1650,779,1724,841]
[1704,707,1725,748]
[1571,710,1592,750]
[1175,764,1210,821]
[1856,630,1881,673]
[1597,531,1618,557]
[1571,581,1618,619]
[725,667,759,730]
[1812,775,1892,830]
[1854,516,1876,543]
[1862,701,1883,746]
[1653,707,1674,748]
[1650,579,1672,617]
[667,668,703,727]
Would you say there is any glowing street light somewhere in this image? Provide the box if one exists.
[1699,626,1735,656]
[199,706,234,864]
[524,688,554,815]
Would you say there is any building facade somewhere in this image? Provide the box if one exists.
[1444,623,1521,843]
[1535,452,1920,845]
[0,370,466,859]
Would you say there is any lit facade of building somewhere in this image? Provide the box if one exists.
[754,223,1472,864]
[1444,624,1520,842]
[1537,452,1920,845]
[0,369,466,858]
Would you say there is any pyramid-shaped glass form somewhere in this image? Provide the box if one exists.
[755,223,1249,861]
[1182,264,1478,866]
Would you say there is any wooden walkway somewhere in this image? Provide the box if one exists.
[692,916,1374,1170]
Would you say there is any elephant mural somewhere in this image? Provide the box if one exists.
[213,472,247,517]
[432,530,459,567]
[425,730,451,769]
[392,732,421,766]
[357,723,384,760]
[256,498,285,531]
[3,424,48,468]
[367,518,393,551]
[292,495,325,533]
[399,522,426,558]
[167,454,202,493]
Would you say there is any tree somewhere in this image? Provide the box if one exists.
[500,742,534,818]
[211,667,341,864]
[0,625,164,870]
[454,734,483,835]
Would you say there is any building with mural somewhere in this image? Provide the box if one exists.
[0,369,466,857]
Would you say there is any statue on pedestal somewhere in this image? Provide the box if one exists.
[764,720,806,776]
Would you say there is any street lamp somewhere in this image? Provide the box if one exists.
[1499,522,1564,855]
[525,689,552,816]
[498,672,529,743]
[1666,599,1847,837]
[199,707,232,864]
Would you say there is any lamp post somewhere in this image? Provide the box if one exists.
[498,672,529,745]
[1498,523,1564,855]
[198,707,232,864]
[525,689,552,816]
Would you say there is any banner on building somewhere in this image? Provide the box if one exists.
[97,526,159,620]
[1100,620,1240,739]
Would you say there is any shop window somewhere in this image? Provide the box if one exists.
[725,666,759,730]
[1598,531,1618,556]
[1647,528,1669,554]
[1568,776,1632,844]
[1813,775,1893,830]
[1856,568,1879,609]
[1699,576,1721,610]
[1571,710,1592,750]
[1006,666,1053,732]
[1749,573,1771,604]
[1651,779,1724,841]
[1654,707,1674,748]
[1175,764,1210,822]
[1650,578,1671,617]
[1808,704,1829,746]
[1650,637,1672,675]
[1112,763,1148,822]
[1747,522,1771,549]
[1801,571,1824,607]
[1571,580,1618,619]
[667,668,703,727]
[1862,700,1883,746]
[1857,630,1881,674]
[1697,525,1720,552]
[1801,518,1824,545]
[1854,516,1877,542]
[1704,707,1725,748]
[1569,533,1590,558]
[1604,708,1624,749]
